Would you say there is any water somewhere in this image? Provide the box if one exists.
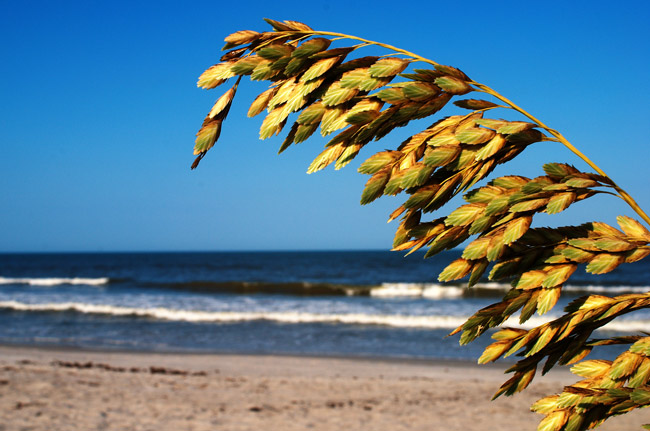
[0,251,648,360]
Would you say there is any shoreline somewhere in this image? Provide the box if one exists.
[3,344,650,430]
[0,341,497,368]
[0,344,514,382]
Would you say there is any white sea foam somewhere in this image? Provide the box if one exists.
[0,277,109,286]
[0,300,648,332]
[422,285,466,299]
[472,282,511,290]
[369,283,468,298]
[0,300,466,327]
[370,282,650,299]
[370,282,500,298]
[370,283,433,297]
[563,284,650,294]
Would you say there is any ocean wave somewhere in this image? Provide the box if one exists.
[164,280,365,296]
[0,277,110,287]
[0,300,466,327]
[162,280,484,298]
[564,285,650,294]
[1,276,646,298]
[369,282,650,299]
[164,280,649,298]
[370,283,467,299]
[0,300,648,332]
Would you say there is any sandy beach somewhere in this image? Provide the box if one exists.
[0,345,648,430]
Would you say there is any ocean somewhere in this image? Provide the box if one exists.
[0,250,648,361]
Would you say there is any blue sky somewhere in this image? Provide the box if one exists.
[1,0,649,252]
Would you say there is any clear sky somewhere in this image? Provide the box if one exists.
[1,0,649,252]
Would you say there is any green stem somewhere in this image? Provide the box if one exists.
[297,30,650,228]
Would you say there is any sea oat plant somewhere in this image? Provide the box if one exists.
[191,19,650,430]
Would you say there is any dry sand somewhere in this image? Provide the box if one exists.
[1,345,649,430]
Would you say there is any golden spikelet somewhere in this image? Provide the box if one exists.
[191,19,650,430]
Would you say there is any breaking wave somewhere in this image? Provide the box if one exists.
[0,277,110,287]
[369,282,650,299]
[1,277,647,299]
[1,300,648,332]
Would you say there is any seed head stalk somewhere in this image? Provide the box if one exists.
[297,30,650,227]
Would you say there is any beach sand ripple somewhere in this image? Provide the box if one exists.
[1,346,648,431]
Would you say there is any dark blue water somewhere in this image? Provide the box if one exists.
[0,251,648,360]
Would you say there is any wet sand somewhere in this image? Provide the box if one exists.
[1,345,648,430]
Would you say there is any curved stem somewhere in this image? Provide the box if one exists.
[296,29,650,227]
[306,31,440,67]
[472,82,650,227]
